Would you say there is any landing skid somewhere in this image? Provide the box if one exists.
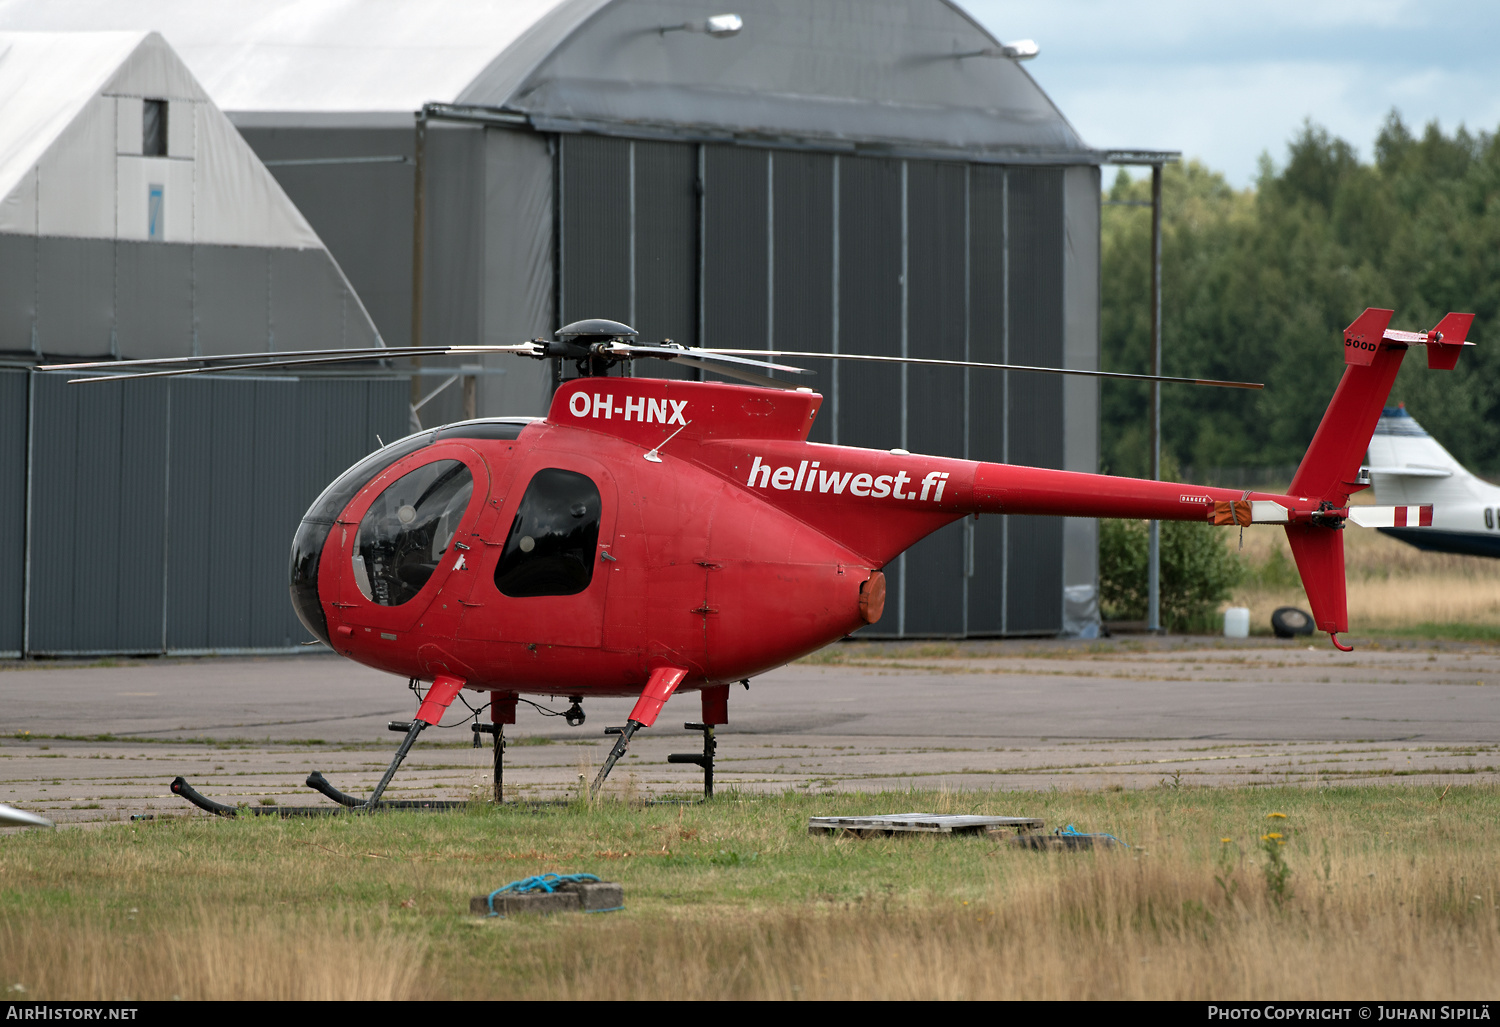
[170,775,468,817]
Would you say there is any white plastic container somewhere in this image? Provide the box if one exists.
[1223,607,1251,639]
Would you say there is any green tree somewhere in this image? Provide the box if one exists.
[1102,113,1500,479]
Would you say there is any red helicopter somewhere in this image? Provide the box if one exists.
[44,307,1473,809]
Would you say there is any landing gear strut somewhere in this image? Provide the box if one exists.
[315,674,469,810]
[591,667,687,797]
[591,677,730,799]
[472,693,517,802]
[668,723,717,797]
[668,684,730,798]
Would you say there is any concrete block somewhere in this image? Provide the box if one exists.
[470,880,623,916]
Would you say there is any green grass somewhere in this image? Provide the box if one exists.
[2,785,1498,999]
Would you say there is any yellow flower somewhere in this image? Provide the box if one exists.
[1220,837,1232,843]
[1266,812,1288,819]
[1261,832,1284,841]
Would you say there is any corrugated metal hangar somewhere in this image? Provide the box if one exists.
[0,0,1107,649]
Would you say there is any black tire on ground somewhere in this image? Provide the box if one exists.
[1271,606,1314,638]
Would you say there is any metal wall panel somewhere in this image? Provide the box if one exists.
[116,240,194,359]
[270,247,363,353]
[243,125,416,349]
[296,379,371,513]
[633,140,698,380]
[0,371,25,654]
[967,165,1007,634]
[771,150,834,443]
[195,245,271,354]
[18,373,407,654]
[206,381,258,649]
[903,161,968,635]
[36,236,113,357]
[634,140,697,342]
[481,128,554,417]
[0,234,36,354]
[1005,167,1065,634]
[26,373,84,652]
[703,146,768,355]
[424,126,484,346]
[414,123,487,429]
[116,381,170,649]
[27,374,167,654]
[1062,165,1103,620]
[835,155,903,451]
[248,380,302,646]
[164,378,213,649]
[164,376,406,652]
[836,155,903,632]
[74,385,125,653]
[561,134,631,325]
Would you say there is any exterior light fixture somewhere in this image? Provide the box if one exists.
[661,13,744,38]
[957,39,1038,60]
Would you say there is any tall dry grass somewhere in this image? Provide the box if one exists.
[3,790,1495,1000]
[1232,522,1500,633]
[0,912,423,1001]
[490,840,1500,1000]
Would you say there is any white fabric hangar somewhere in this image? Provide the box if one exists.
[0,0,1124,640]
[0,29,378,358]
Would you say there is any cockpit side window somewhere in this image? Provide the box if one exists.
[354,460,474,606]
[494,468,601,597]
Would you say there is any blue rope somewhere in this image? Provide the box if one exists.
[1059,824,1131,848]
[485,874,603,917]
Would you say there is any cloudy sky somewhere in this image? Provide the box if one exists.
[963,1,1500,187]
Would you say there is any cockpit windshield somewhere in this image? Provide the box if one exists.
[353,460,474,606]
[290,421,527,643]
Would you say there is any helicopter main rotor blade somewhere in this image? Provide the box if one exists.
[611,344,811,376]
[54,346,543,383]
[41,346,464,372]
[609,344,814,387]
[696,349,1264,391]
[65,348,540,384]
[640,353,801,390]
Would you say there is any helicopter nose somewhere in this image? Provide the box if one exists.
[289,518,333,646]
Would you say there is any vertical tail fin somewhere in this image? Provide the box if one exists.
[1288,308,1398,505]
[1284,308,1472,645]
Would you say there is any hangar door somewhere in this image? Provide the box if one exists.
[16,373,407,655]
[558,135,1069,637]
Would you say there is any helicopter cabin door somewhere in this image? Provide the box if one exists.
[460,455,617,649]
[325,441,491,639]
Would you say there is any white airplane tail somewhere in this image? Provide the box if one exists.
[1364,405,1484,508]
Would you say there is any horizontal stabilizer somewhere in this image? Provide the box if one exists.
[1348,505,1433,528]
[1362,465,1452,479]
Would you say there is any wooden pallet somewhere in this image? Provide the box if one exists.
[808,813,1044,838]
